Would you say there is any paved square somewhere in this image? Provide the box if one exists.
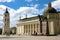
[0,35,60,40]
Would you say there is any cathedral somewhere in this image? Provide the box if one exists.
[16,3,60,36]
[2,8,10,35]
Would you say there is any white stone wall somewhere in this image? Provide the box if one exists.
[49,21,54,35]
[42,22,47,35]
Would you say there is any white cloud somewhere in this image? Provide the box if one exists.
[52,0,60,9]
[13,7,40,27]
[16,7,40,18]
[16,7,40,14]
[0,0,14,2]
[34,4,39,8]
[25,0,39,2]
[11,7,39,25]
[30,4,39,8]
[0,0,60,28]
[58,0,60,1]
[43,0,60,11]
[0,4,41,28]
[0,5,16,27]
[25,0,33,2]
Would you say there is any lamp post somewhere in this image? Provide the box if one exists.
[38,15,42,35]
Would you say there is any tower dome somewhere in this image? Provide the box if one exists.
[44,3,57,13]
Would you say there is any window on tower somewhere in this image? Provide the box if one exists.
[5,15,6,16]
[5,14,7,17]
[5,23,6,26]
[5,19,6,21]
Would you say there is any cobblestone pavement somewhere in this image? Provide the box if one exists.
[0,35,60,40]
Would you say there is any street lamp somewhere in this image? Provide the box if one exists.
[38,15,42,35]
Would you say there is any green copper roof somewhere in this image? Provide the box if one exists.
[44,3,57,13]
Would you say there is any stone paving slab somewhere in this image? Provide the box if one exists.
[0,35,60,40]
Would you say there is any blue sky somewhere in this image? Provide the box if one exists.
[0,0,60,27]
[0,0,55,10]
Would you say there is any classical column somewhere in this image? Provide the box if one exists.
[33,24,34,34]
[38,23,40,34]
[36,24,38,35]
[34,24,36,34]
[24,25,25,34]
[34,24,35,35]
[30,24,31,35]
[27,25,28,35]
[24,25,26,34]
[35,24,38,35]
[25,25,26,35]
[31,24,33,34]
[26,25,28,35]
[36,24,38,33]
[29,24,30,35]
[35,24,36,32]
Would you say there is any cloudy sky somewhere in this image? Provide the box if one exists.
[0,0,60,28]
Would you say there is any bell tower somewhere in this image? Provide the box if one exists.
[2,8,10,35]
